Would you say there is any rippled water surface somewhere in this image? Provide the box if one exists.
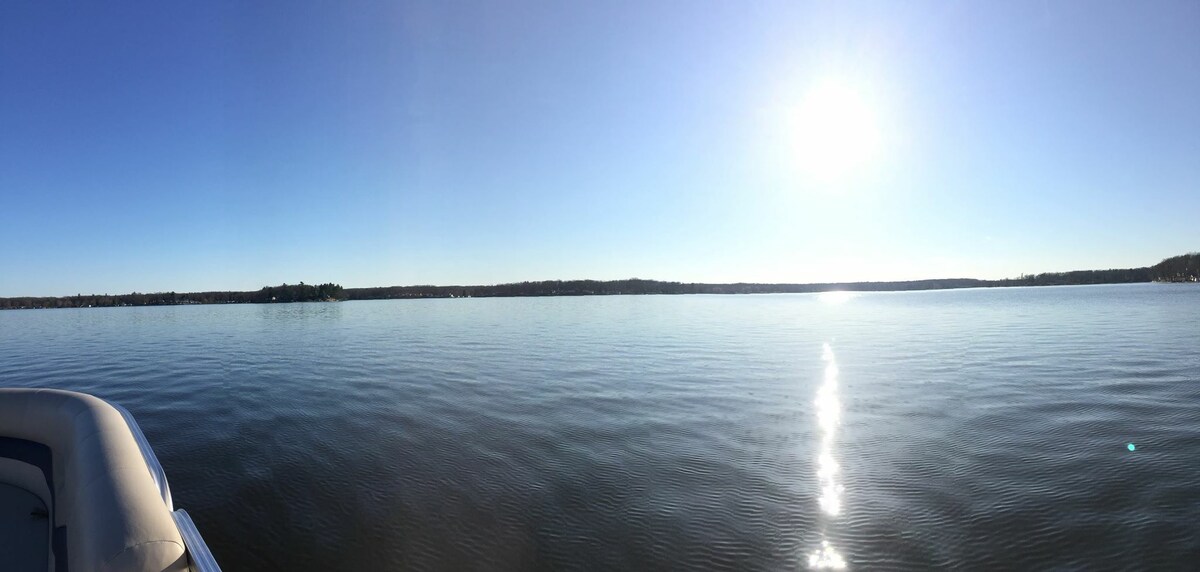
[2,284,1198,570]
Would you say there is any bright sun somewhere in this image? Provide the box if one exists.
[789,79,881,184]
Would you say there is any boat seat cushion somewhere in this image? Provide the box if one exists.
[0,389,187,572]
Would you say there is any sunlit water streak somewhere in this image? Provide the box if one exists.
[808,343,847,569]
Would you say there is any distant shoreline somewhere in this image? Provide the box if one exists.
[2,253,1196,310]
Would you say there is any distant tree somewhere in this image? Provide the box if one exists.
[1151,253,1200,282]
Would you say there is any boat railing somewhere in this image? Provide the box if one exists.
[173,509,223,572]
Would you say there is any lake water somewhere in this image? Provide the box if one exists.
[1,284,1198,570]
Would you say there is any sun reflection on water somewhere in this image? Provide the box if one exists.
[808,540,847,570]
[818,291,855,305]
[808,343,846,569]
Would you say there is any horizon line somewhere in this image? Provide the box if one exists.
[4,252,1195,299]
[0,269,1161,300]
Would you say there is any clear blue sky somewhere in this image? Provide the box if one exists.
[2,1,1197,296]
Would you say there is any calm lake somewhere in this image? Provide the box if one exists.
[1,284,1197,570]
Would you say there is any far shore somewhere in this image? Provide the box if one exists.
[2,252,1196,311]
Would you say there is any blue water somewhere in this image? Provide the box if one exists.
[1,284,1198,570]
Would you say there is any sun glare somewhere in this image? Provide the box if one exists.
[789,79,881,184]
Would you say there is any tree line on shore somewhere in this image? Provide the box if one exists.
[340,278,992,299]
[1150,252,1200,283]
[1,253,1196,310]
[1000,253,1198,286]
[0,282,342,310]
